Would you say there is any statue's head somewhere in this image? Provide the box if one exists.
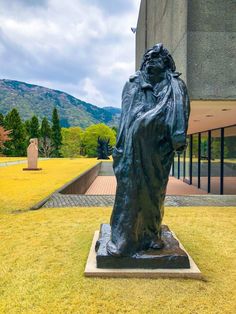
[30,138,38,145]
[140,43,176,75]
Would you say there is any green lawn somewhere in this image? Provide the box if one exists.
[0,206,235,313]
[0,158,98,214]
[0,159,235,313]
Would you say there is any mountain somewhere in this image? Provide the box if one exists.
[103,106,121,115]
[0,79,121,128]
[102,106,121,127]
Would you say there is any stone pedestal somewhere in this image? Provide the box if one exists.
[96,224,190,269]
[84,228,202,279]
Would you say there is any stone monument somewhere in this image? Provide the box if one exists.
[87,44,197,274]
[23,138,42,171]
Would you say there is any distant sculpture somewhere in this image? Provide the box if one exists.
[106,43,190,256]
[23,138,42,171]
[97,136,113,160]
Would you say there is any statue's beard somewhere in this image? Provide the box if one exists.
[146,64,163,76]
[144,66,166,85]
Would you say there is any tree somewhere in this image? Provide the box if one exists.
[39,117,53,157]
[83,123,116,157]
[51,108,62,157]
[0,126,12,155]
[61,127,83,157]
[97,136,113,159]
[39,137,54,158]
[0,113,4,126]
[3,108,27,156]
[24,119,31,138]
[40,117,51,139]
[111,126,118,137]
[29,115,40,138]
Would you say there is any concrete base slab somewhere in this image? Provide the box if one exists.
[84,231,203,279]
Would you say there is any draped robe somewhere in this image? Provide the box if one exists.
[108,70,190,256]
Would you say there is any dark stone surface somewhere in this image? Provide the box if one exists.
[96,224,190,269]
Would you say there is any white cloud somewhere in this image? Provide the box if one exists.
[79,77,107,106]
[0,0,141,107]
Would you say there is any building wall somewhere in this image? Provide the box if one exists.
[135,0,147,71]
[136,0,188,81]
[187,0,236,99]
[136,0,236,100]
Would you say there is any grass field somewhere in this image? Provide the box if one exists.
[0,159,235,313]
[0,158,98,214]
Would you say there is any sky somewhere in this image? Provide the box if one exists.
[0,0,141,108]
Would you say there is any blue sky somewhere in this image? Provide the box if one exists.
[0,0,140,107]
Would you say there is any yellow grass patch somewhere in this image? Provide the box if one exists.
[0,158,98,213]
[0,159,235,313]
[0,206,235,313]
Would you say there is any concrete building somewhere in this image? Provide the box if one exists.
[136,0,236,194]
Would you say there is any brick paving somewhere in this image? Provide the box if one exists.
[85,176,116,195]
[85,176,207,195]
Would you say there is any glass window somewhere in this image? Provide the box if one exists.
[192,133,199,187]
[200,132,209,192]
[173,153,178,178]
[211,129,221,194]
[224,126,236,194]
[179,151,184,179]
[185,136,191,182]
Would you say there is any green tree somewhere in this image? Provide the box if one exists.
[3,108,27,156]
[0,113,4,126]
[111,126,118,137]
[97,137,113,159]
[39,117,53,157]
[83,123,116,157]
[40,117,51,139]
[51,108,62,157]
[61,127,83,157]
[24,119,31,138]
[29,115,40,138]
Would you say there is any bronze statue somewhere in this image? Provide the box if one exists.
[106,43,190,257]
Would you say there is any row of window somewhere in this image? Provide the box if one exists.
[172,125,236,195]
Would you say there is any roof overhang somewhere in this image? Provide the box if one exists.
[188,100,236,134]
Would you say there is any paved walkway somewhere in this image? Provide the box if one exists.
[85,176,207,195]
[43,193,236,208]
[0,158,50,167]
[41,171,235,208]
[0,160,27,167]
[85,176,116,195]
